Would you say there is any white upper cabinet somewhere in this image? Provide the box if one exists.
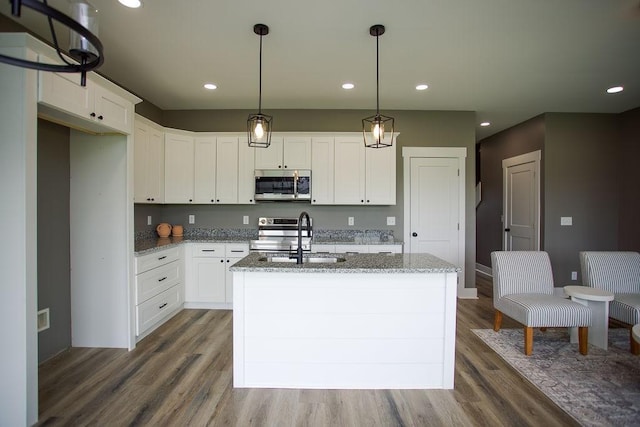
[333,135,397,205]
[193,136,217,203]
[237,140,256,204]
[134,117,164,203]
[194,136,240,204]
[38,53,135,134]
[365,144,396,205]
[215,137,240,204]
[283,136,312,169]
[334,137,366,204]
[164,131,195,203]
[254,136,311,170]
[311,137,334,205]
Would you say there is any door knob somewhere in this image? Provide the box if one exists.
[412,232,418,237]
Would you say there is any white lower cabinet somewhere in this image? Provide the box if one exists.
[134,246,184,338]
[185,242,249,308]
[312,243,402,254]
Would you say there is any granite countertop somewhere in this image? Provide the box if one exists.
[135,235,403,256]
[230,252,460,274]
[135,236,250,255]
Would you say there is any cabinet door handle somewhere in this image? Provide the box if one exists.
[98,115,103,120]
[159,302,167,309]
[220,259,224,263]
[505,228,511,232]
[412,232,418,237]
[158,277,167,282]
[90,112,96,117]
[158,256,167,260]
[226,259,230,263]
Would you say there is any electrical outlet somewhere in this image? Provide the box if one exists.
[387,216,396,226]
[243,215,249,225]
[571,271,577,280]
[561,216,572,226]
[348,216,354,226]
[147,215,152,226]
[189,214,195,224]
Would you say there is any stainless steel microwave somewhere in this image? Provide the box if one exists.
[254,169,311,201]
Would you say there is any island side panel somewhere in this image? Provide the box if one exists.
[443,272,458,388]
[233,271,456,389]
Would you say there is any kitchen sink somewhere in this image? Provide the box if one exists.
[259,256,346,264]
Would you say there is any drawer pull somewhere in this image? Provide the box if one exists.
[158,277,167,282]
[158,256,167,260]
[159,302,168,309]
[377,251,392,254]
[346,251,359,255]
[202,249,216,252]
[230,250,245,253]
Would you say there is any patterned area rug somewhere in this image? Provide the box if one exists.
[472,328,640,426]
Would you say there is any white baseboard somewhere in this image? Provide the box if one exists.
[476,263,492,278]
[458,287,478,299]
[183,302,232,310]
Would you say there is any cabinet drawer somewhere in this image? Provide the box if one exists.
[136,285,182,336]
[135,247,181,274]
[311,244,336,254]
[226,243,249,258]
[136,260,181,304]
[369,244,402,254]
[193,243,226,257]
[334,244,369,254]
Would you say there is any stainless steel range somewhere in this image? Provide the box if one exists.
[250,216,312,253]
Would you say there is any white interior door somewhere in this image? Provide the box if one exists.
[502,151,540,251]
[408,157,460,263]
[403,147,471,298]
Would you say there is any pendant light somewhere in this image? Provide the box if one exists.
[247,23,273,148]
[0,0,104,87]
[362,24,394,148]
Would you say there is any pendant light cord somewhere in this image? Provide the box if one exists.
[258,32,263,114]
[376,31,380,115]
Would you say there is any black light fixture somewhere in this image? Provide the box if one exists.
[247,23,272,148]
[362,24,394,148]
[0,0,104,87]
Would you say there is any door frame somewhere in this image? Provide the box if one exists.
[403,147,475,299]
[502,150,541,251]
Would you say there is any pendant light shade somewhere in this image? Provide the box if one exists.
[0,0,104,87]
[362,25,394,148]
[248,23,272,148]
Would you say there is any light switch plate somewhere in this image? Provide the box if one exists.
[571,271,578,280]
[243,215,249,225]
[147,215,152,226]
[189,214,195,224]
[348,216,354,226]
[561,216,572,226]
[387,216,396,226]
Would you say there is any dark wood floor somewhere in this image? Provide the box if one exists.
[37,274,579,426]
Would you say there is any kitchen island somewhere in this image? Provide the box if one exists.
[230,252,460,389]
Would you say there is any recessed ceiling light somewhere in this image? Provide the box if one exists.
[415,84,429,91]
[342,83,355,90]
[118,0,142,8]
[480,122,491,127]
[204,83,217,90]
[606,86,623,94]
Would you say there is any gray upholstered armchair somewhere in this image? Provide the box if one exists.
[491,251,592,355]
[579,251,640,355]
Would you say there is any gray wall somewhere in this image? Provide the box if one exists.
[37,120,71,362]
[619,107,640,252]
[477,111,637,285]
[545,113,620,283]
[137,109,478,288]
[476,116,545,267]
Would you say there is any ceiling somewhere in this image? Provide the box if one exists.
[2,0,640,140]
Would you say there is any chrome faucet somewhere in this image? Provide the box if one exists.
[291,211,311,264]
